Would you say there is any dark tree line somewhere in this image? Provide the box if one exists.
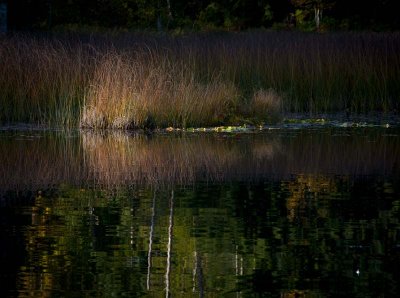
[4,0,400,31]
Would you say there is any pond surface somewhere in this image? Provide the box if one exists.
[1,125,400,297]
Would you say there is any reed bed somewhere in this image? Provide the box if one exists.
[0,36,94,126]
[0,31,399,128]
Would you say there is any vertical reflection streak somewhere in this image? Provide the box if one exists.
[147,190,156,290]
[193,251,197,292]
[165,190,174,298]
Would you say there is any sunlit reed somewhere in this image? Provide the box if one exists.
[1,31,399,128]
[80,50,239,128]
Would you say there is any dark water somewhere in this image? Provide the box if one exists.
[1,127,400,297]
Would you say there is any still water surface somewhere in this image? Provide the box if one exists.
[1,126,399,297]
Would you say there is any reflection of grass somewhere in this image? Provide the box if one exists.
[82,131,277,186]
[1,32,399,128]
[0,132,83,189]
[1,129,399,190]
[81,129,400,186]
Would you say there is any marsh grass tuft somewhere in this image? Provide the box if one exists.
[80,51,239,129]
[1,31,399,128]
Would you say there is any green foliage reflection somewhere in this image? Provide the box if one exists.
[14,176,400,296]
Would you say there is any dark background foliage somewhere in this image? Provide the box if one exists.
[3,0,399,31]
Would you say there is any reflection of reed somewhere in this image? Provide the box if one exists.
[82,129,400,188]
[165,190,174,298]
[147,190,156,290]
[280,130,400,176]
[1,129,399,191]
[0,132,83,191]
[81,131,279,186]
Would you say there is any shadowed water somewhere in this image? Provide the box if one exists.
[0,127,399,297]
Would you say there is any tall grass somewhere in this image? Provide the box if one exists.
[0,35,94,126]
[80,50,239,128]
[1,31,399,128]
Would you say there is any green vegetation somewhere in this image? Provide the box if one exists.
[0,31,399,129]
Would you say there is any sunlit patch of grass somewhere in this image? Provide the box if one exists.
[80,50,239,129]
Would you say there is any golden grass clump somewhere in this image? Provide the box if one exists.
[80,53,139,129]
[80,51,239,129]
